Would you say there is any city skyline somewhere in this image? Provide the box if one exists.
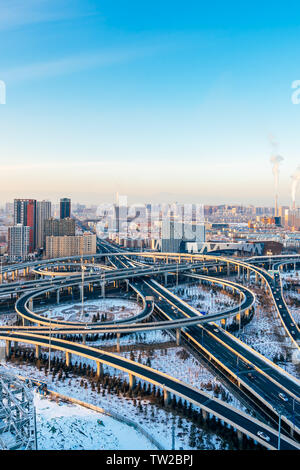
[1,1,300,206]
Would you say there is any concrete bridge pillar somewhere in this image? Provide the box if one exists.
[163,389,170,406]
[176,328,181,346]
[80,285,84,302]
[247,269,250,281]
[117,333,120,352]
[96,361,104,378]
[237,429,243,446]
[82,334,86,344]
[237,265,241,278]
[101,282,105,298]
[29,299,33,311]
[125,279,129,292]
[227,262,230,276]
[35,345,41,359]
[13,341,18,350]
[201,409,208,421]
[56,289,60,304]
[164,272,168,286]
[65,351,71,367]
[5,340,11,358]
[129,373,136,389]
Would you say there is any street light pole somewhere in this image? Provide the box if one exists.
[48,313,51,374]
[277,412,281,450]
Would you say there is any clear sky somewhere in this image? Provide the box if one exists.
[1,0,300,207]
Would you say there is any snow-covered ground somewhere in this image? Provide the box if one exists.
[34,392,156,450]
[2,361,228,450]
[170,283,239,317]
[34,298,142,323]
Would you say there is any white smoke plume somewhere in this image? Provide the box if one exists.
[291,166,300,204]
[270,154,284,189]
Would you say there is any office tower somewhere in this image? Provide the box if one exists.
[8,224,30,261]
[36,200,51,250]
[14,199,37,252]
[161,218,206,253]
[45,233,96,258]
[60,198,71,219]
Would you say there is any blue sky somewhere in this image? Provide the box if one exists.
[1,0,300,206]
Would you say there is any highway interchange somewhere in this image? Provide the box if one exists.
[0,240,300,450]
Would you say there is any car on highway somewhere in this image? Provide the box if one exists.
[247,372,255,380]
[278,393,288,402]
[257,431,270,442]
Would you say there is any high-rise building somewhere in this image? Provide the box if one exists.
[14,199,37,252]
[60,198,71,219]
[161,218,206,252]
[36,200,51,250]
[45,233,96,258]
[44,217,75,240]
[8,224,30,261]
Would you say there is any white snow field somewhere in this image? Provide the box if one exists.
[34,392,156,450]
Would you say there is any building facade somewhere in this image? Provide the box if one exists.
[60,198,71,219]
[45,233,96,258]
[8,224,30,261]
[36,200,51,250]
[14,199,37,252]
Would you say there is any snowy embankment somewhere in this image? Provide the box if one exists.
[34,392,156,450]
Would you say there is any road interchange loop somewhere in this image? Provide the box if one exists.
[0,243,300,449]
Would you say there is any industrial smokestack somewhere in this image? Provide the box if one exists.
[291,166,300,227]
[270,147,284,217]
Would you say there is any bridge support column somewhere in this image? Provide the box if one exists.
[82,334,86,344]
[163,389,170,406]
[29,299,33,310]
[201,409,208,421]
[96,361,104,378]
[227,262,230,276]
[255,272,259,283]
[101,282,105,298]
[176,328,181,346]
[237,265,241,278]
[247,269,250,281]
[237,429,243,447]
[129,373,136,390]
[65,351,71,367]
[35,345,41,359]
[56,290,60,304]
[80,285,84,302]
[5,340,11,358]
[117,333,120,352]
[13,341,18,350]
[164,272,168,286]
[125,279,129,292]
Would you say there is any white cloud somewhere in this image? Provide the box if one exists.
[0,0,98,31]
[2,43,162,83]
